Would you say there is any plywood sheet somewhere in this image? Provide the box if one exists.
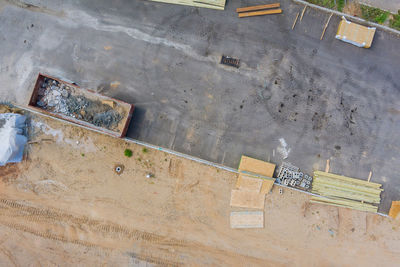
[236,174,262,192]
[230,211,264,228]
[260,179,275,194]
[238,156,275,177]
[230,189,265,209]
[336,19,376,48]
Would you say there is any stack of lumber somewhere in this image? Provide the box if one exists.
[146,0,226,10]
[236,3,282,18]
[310,171,383,213]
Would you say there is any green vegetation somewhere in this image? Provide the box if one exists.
[142,148,148,153]
[360,5,389,24]
[124,149,133,157]
[306,0,335,9]
[81,153,85,157]
[390,10,400,30]
[337,0,344,12]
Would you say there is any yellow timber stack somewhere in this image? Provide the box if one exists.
[310,171,383,213]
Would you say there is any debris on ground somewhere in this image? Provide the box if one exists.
[35,77,124,131]
[146,173,155,178]
[328,228,335,236]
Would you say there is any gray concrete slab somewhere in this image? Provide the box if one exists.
[0,0,399,212]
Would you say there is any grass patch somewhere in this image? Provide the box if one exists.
[81,153,85,157]
[361,5,389,24]
[390,10,400,30]
[306,0,335,9]
[124,149,133,157]
[337,0,344,12]
[142,148,148,153]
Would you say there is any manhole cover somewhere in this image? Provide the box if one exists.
[114,164,124,175]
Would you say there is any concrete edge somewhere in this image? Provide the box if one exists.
[12,105,390,218]
[359,2,398,15]
[292,0,400,36]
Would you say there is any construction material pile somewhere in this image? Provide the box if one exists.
[277,162,313,191]
[36,78,124,131]
[310,171,383,213]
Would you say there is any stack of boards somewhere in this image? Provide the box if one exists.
[230,156,276,229]
[146,0,226,10]
[236,3,282,18]
[311,171,383,213]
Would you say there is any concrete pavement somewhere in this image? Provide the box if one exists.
[360,0,399,14]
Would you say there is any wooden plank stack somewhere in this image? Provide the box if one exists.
[310,171,383,213]
[236,3,282,18]
[146,0,226,10]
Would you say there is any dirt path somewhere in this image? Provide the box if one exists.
[0,113,400,266]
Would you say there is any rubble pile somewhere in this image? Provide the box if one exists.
[36,78,123,130]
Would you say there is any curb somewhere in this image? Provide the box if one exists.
[292,0,400,36]
[13,103,390,218]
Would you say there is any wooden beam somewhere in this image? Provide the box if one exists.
[236,3,280,13]
[300,5,307,21]
[314,171,382,188]
[238,9,282,18]
[320,13,333,40]
[367,171,372,183]
[325,159,330,173]
[292,12,299,30]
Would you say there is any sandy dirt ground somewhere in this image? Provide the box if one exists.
[0,113,400,266]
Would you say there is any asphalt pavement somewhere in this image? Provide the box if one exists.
[0,0,399,212]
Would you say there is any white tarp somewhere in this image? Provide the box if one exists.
[0,113,27,166]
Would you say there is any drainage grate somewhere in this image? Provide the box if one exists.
[220,55,240,68]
